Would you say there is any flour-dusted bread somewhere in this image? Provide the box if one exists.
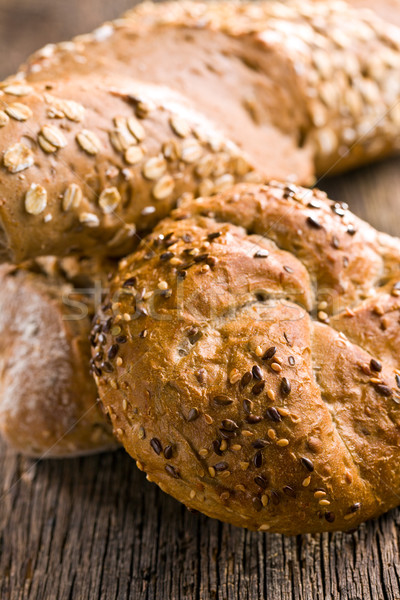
[19,0,400,179]
[91,183,400,534]
[0,258,118,457]
[0,76,254,263]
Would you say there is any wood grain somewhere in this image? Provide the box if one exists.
[1,0,400,598]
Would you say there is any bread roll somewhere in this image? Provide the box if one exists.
[91,183,400,534]
[0,258,118,457]
[0,76,254,263]
[19,0,400,177]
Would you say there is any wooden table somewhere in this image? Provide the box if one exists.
[1,1,400,598]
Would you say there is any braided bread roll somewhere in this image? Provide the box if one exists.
[91,183,400,534]
[0,258,118,457]
[0,0,400,263]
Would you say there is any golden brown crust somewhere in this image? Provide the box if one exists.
[0,76,255,263]
[0,258,118,457]
[91,183,400,534]
[18,0,400,177]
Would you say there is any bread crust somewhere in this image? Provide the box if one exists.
[0,76,255,263]
[18,0,400,176]
[91,183,400,534]
[0,258,118,457]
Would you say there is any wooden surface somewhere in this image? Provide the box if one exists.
[2,1,400,599]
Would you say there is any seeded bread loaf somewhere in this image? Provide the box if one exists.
[18,0,400,178]
[1,0,400,263]
[91,182,400,534]
[0,258,118,457]
[0,75,256,263]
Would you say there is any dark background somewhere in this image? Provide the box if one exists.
[1,1,400,599]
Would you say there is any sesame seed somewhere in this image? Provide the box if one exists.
[199,448,208,458]
[271,362,282,373]
[231,444,242,451]
[241,430,254,437]
[254,250,269,258]
[204,414,213,424]
[302,476,311,487]
[240,461,250,470]
[319,499,330,506]
[267,429,276,440]
[138,427,145,440]
[267,389,275,401]
[314,490,326,499]
[208,467,216,478]
[255,346,263,357]
[276,438,289,447]
[318,311,329,321]
[190,490,196,499]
